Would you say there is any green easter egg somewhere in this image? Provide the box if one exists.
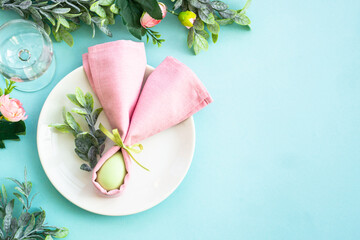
[96,152,127,191]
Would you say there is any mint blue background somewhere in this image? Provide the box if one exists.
[1,0,360,239]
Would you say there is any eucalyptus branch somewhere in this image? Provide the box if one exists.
[49,88,106,172]
[0,169,69,240]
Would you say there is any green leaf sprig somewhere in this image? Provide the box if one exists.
[173,0,252,54]
[0,79,16,97]
[0,80,26,149]
[49,88,106,172]
[0,168,69,240]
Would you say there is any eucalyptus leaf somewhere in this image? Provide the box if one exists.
[207,21,220,34]
[196,29,209,39]
[24,214,35,236]
[19,0,32,9]
[10,217,18,234]
[34,211,46,230]
[75,88,86,107]
[75,148,89,161]
[72,108,87,115]
[57,15,70,28]
[174,0,182,10]
[80,163,92,172]
[189,0,205,9]
[234,13,251,25]
[59,29,74,47]
[88,146,97,168]
[240,0,252,14]
[187,27,195,48]
[67,94,82,107]
[109,3,119,14]
[18,212,31,226]
[99,0,114,6]
[198,8,215,24]
[52,8,71,14]
[92,108,103,124]
[65,112,81,133]
[194,33,209,54]
[216,18,234,25]
[85,92,94,111]
[218,9,236,19]
[45,235,54,240]
[94,129,106,145]
[40,2,60,10]
[49,124,74,135]
[210,1,228,11]
[193,18,204,30]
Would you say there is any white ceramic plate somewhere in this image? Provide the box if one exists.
[37,66,195,216]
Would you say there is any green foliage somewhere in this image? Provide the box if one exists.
[0,79,16,96]
[0,0,251,54]
[0,0,115,46]
[0,120,26,149]
[178,0,252,54]
[0,169,68,240]
[49,88,106,172]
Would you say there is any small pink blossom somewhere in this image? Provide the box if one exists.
[140,2,167,28]
[0,95,27,122]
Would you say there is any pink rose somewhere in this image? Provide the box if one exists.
[0,95,28,122]
[140,2,167,28]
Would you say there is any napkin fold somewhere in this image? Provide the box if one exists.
[83,40,212,196]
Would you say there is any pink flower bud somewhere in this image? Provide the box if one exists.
[0,95,27,122]
[140,2,167,28]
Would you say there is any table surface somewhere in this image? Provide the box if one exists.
[1,0,360,239]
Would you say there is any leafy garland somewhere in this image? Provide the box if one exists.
[0,0,251,54]
[0,169,69,240]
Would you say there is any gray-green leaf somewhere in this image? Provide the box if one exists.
[99,0,114,6]
[92,108,103,124]
[198,8,215,24]
[187,27,195,48]
[85,92,94,111]
[49,124,74,134]
[80,164,92,172]
[193,18,204,30]
[65,112,81,133]
[53,227,69,238]
[18,212,31,226]
[110,4,120,14]
[207,21,220,34]
[19,0,32,9]
[24,214,35,235]
[216,18,234,25]
[52,8,71,14]
[212,33,218,43]
[234,13,251,25]
[72,108,87,115]
[67,93,82,107]
[75,88,86,107]
[194,33,209,55]
[59,29,74,47]
[210,1,228,11]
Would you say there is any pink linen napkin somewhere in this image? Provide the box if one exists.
[83,40,212,196]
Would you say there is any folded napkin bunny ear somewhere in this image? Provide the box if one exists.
[83,40,147,139]
[124,56,213,146]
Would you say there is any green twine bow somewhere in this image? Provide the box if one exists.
[99,124,149,171]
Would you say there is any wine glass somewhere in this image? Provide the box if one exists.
[0,19,56,92]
